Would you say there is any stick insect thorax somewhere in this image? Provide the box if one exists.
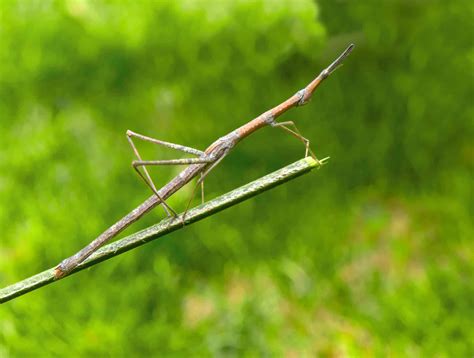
[54,44,354,279]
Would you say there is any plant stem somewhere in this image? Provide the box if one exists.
[1,157,322,304]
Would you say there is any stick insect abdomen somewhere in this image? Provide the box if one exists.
[159,163,208,198]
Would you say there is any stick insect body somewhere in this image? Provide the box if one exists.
[54,44,354,279]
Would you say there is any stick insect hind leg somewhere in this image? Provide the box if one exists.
[126,130,212,217]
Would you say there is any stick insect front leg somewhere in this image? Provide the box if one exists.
[270,121,317,160]
[126,130,211,217]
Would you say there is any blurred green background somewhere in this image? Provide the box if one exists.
[0,0,472,356]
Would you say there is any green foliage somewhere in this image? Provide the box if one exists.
[0,0,472,356]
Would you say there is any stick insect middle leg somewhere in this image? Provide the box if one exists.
[181,150,229,224]
[127,130,210,217]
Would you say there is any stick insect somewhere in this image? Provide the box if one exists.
[54,44,354,279]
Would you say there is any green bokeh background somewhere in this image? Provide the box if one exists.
[0,0,472,356]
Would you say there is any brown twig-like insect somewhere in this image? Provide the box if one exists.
[54,44,354,279]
